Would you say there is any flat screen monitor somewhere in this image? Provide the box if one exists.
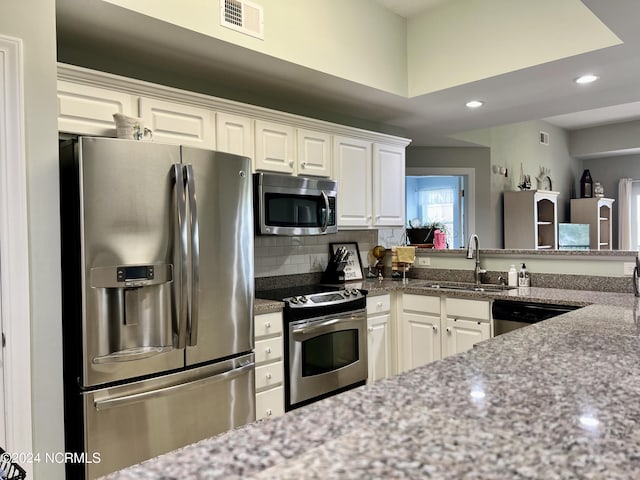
[558,223,590,250]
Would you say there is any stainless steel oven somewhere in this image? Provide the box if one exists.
[257,285,367,411]
[288,307,367,409]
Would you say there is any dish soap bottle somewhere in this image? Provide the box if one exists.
[518,263,530,287]
[508,265,517,287]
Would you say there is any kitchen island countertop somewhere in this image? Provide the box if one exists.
[103,286,640,479]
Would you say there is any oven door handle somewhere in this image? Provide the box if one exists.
[292,318,342,335]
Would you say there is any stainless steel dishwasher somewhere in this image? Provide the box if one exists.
[492,300,580,336]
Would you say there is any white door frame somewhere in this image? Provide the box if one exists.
[0,34,34,465]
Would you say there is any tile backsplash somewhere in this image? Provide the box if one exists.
[254,228,405,278]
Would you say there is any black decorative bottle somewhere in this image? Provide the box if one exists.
[580,169,593,198]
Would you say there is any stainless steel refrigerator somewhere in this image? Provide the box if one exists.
[59,137,255,479]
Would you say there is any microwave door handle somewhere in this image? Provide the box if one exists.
[172,164,188,349]
[185,164,200,346]
[320,191,330,232]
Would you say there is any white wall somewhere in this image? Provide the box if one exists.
[0,1,64,479]
[406,0,620,96]
[571,119,640,159]
[102,0,408,96]
[454,120,580,247]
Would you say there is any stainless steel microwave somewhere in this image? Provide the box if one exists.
[254,173,337,235]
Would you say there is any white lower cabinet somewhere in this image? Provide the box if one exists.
[253,312,284,420]
[444,297,490,357]
[366,294,393,383]
[399,293,490,371]
[399,294,441,373]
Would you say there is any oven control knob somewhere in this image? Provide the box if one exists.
[290,297,299,304]
[300,296,308,303]
[343,290,351,296]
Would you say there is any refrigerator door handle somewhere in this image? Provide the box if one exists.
[93,361,254,411]
[172,163,189,349]
[185,164,200,346]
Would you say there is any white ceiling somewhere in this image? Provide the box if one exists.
[56,0,640,146]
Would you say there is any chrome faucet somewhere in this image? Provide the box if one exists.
[466,233,486,286]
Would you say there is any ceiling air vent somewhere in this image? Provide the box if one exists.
[539,131,550,145]
[220,0,264,40]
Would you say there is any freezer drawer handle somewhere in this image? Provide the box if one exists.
[92,346,173,364]
[93,361,255,411]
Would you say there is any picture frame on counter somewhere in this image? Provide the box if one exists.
[329,242,363,281]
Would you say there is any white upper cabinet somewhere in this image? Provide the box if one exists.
[296,129,331,177]
[57,81,138,136]
[139,97,215,149]
[215,112,254,158]
[254,120,296,174]
[57,64,411,183]
[373,143,405,227]
[333,136,372,228]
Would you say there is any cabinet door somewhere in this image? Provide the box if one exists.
[367,313,391,384]
[400,312,441,373]
[139,97,214,148]
[373,143,405,227]
[216,112,253,159]
[443,317,490,358]
[57,80,138,136]
[333,136,372,228]
[296,129,331,177]
[255,120,295,174]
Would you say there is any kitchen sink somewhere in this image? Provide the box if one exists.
[422,282,517,293]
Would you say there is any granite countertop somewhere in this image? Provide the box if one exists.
[104,285,640,479]
[256,278,637,312]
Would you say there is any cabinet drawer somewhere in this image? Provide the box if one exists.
[255,362,284,391]
[446,297,489,320]
[256,386,284,420]
[367,294,391,314]
[254,312,283,338]
[255,337,283,364]
[403,293,440,314]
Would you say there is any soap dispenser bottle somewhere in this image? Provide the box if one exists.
[508,265,517,287]
[518,263,530,287]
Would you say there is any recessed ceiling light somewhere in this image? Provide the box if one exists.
[575,74,599,85]
[465,100,484,108]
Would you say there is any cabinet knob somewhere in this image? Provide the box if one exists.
[266,409,273,416]
[368,326,374,333]
[301,162,306,168]
[266,372,272,380]
[289,160,294,167]
[432,325,438,332]
[446,327,452,334]
[377,302,383,308]
[265,347,272,354]
[264,322,271,329]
